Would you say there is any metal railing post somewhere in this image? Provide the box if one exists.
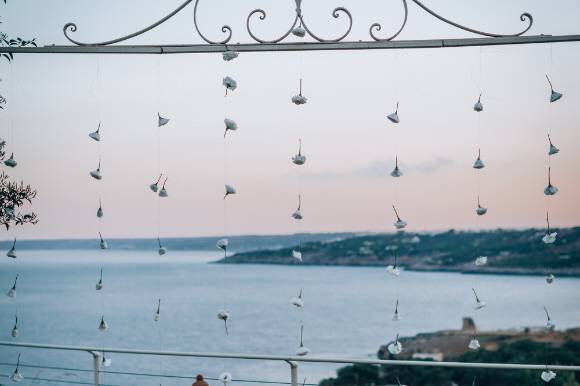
[88,351,101,386]
[286,360,298,386]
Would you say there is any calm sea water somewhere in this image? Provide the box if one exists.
[1,250,579,386]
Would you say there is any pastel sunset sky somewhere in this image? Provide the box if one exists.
[1,0,579,239]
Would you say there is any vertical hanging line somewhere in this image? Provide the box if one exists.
[94,53,107,386]
[472,46,484,317]
[155,52,164,384]
[7,60,20,335]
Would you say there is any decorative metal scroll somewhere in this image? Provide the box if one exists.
[63,0,533,46]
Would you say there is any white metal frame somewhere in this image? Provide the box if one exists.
[1,341,579,386]
[1,34,580,55]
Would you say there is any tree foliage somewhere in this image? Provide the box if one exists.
[1,0,37,63]
[0,139,38,230]
[320,340,580,386]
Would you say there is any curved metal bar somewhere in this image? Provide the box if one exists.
[411,0,533,37]
[370,0,408,41]
[246,9,299,44]
[193,0,232,44]
[63,0,195,46]
[299,7,353,43]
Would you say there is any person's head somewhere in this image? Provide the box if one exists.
[196,374,204,382]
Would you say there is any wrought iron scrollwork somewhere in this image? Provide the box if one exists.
[246,0,352,43]
[370,0,409,42]
[62,0,534,47]
[410,0,533,38]
[64,0,195,46]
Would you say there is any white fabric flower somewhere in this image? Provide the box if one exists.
[541,370,557,383]
[468,337,480,350]
[4,153,17,168]
[473,93,483,112]
[158,113,170,127]
[387,102,400,124]
[222,50,239,62]
[89,122,101,141]
[475,256,488,266]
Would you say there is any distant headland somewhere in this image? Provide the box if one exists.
[219,227,580,276]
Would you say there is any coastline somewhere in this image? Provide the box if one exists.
[215,260,580,277]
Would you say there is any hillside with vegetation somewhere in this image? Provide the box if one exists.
[219,227,580,276]
[319,340,580,386]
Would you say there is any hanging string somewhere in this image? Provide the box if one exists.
[94,54,107,386]
[295,49,306,349]
[7,60,19,337]
[221,50,234,337]
[470,46,486,339]
[155,52,165,385]
[388,49,403,353]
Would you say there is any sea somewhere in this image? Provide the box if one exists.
[0,250,579,386]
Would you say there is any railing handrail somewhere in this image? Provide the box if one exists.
[1,341,579,371]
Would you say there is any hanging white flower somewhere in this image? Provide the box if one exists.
[544,167,558,196]
[387,335,403,355]
[296,325,310,356]
[97,199,103,218]
[541,369,557,383]
[291,289,304,308]
[99,316,108,331]
[392,300,400,322]
[223,76,237,96]
[216,238,229,252]
[99,233,108,250]
[476,196,487,216]
[472,288,486,310]
[224,184,237,199]
[95,268,103,291]
[292,138,306,165]
[292,247,303,262]
[154,299,161,322]
[468,337,480,350]
[542,232,557,244]
[11,316,19,337]
[546,75,563,103]
[6,274,18,298]
[386,253,400,276]
[101,354,112,368]
[392,205,407,230]
[387,102,400,124]
[292,195,303,220]
[222,50,239,62]
[89,122,101,142]
[224,118,238,138]
[6,238,17,258]
[217,310,231,335]
[475,256,488,266]
[292,24,306,37]
[10,354,23,382]
[4,152,17,168]
[473,149,484,169]
[149,174,163,192]
[292,79,307,105]
[473,93,483,112]
[219,372,233,386]
[158,238,167,255]
[386,264,401,276]
[158,177,169,197]
[90,160,102,180]
[390,156,402,177]
[158,113,170,127]
[544,306,555,331]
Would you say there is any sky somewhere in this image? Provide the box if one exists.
[0,0,579,240]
